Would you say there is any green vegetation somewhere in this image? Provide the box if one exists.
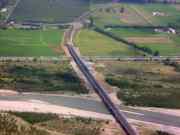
[0,61,87,93]
[137,42,180,56]
[10,112,59,124]
[0,112,102,135]
[0,111,173,135]
[0,113,51,135]
[132,4,180,27]
[74,29,142,56]
[96,61,180,108]
[154,131,173,135]
[100,27,180,56]
[0,28,64,56]
[106,27,158,37]
[37,116,101,135]
[93,26,159,55]
[9,0,90,23]
[91,3,180,27]
[89,3,180,56]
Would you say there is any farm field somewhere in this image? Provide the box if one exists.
[137,42,180,56]
[91,3,180,27]
[91,3,151,27]
[132,4,180,26]
[107,28,180,56]
[9,0,90,23]
[74,29,142,56]
[0,61,87,93]
[0,28,64,56]
[95,61,180,108]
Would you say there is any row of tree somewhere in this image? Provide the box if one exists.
[93,26,159,56]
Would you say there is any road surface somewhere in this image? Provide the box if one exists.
[0,93,180,128]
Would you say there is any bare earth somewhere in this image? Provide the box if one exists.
[126,37,172,44]
[0,100,114,120]
[0,89,180,134]
[0,99,180,135]
[0,89,18,96]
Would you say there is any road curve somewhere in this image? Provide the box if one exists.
[66,44,138,135]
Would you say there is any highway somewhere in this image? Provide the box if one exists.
[66,44,138,135]
[0,93,180,128]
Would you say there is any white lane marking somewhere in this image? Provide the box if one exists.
[121,110,145,116]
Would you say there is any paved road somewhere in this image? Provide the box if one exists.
[0,93,180,128]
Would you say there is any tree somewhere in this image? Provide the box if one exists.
[120,7,125,13]
[154,50,160,56]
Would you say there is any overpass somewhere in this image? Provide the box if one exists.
[66,43,138,135]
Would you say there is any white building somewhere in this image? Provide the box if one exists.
[152,11,165,16]
[0,8,7,13]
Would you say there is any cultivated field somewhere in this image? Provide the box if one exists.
[74,29,142,56]
[0,61,87,93]
[91,3,180,27]
[132,4,180,26]
[96,61,180,108]
[89,3,180,56]
[108,28,180,56]
[9,0,90,23]
[0,28,64,56]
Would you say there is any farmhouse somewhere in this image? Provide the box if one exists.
[0,7,7,13]
[168,28,176,34]
[154,28,176,34]
[152,11,165,16]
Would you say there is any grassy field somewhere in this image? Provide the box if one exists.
[0,61,87,93]
[91,3,180,27]
[137,42,180,56]
[0,28,64,56]
[107,28,180,56]
[96,61,180,108]
[107,27,164,37]
[90,3,150,27]
[132,4,180,26]
[9,0,90,23]
[74,29,142,56]
[90,3,180,56]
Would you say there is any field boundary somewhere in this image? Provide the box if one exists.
[0,56,69,62]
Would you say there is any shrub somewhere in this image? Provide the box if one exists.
[10,112,58,124]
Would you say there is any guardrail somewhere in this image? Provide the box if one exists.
[82,56,180,61]
[0,56,68,62]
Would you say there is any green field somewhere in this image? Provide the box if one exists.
[74,29,142,56]
[107,27,161,37]
[0,28,64,56]
[9,0,90,23]
[91,3,150,27]
[138,42,180,56]
[107,28,180,56]
[132,4,180,26]
[91,3,180,27]
[96,61,180,108]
